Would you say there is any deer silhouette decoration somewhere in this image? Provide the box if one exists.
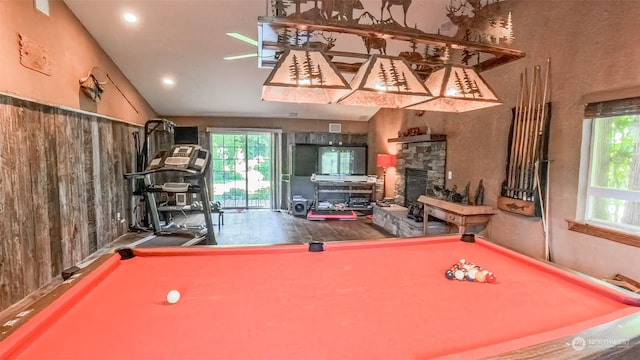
[381,0,412,27]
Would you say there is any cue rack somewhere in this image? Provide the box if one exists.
[498,59,551,218]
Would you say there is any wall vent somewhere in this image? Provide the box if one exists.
[329,123,341,133]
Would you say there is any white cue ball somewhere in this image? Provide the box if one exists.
[167,290,181,304]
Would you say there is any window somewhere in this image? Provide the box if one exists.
[210,132,275,209]
[319,149,352,174]
[584,97,640,234]
[317,146,367,175]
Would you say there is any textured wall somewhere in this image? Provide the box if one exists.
[0,94,138,312]
[0,0,156,125]
[168,115,369,134]
[0,0,153,313]
[368,0,640,280]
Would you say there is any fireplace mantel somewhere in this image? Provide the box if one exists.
[388,134,446,144]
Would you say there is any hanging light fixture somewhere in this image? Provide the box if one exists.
[262,49,351,104]
[337,55,432,108]
[406,64,502,112]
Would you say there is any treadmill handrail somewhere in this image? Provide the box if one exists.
[124,167,204,179]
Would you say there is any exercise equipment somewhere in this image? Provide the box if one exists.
[125,144,216,245]
[129,119,175,231]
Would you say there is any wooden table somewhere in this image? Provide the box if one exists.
[418,195,498,235]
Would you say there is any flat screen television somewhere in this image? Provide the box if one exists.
[317,146,367,175]
[173,126,199,145]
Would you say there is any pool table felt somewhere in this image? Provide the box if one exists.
[2,237,639,359]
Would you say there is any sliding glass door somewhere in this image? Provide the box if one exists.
[210,132,274,209]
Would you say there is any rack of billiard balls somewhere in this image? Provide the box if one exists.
[445,259,496,284]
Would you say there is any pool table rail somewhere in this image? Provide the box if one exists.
[486,310,640,359]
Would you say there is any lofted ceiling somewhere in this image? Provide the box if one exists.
[63,0,454,121]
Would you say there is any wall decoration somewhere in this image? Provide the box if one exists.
[79,66,109,103]
[18,33,51,75]
[474,179,485,205]
[498,59,551,217]
[446,0,515,46]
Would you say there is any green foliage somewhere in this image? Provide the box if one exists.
[248,187,270,200]
[599,115,637,189]
[210,133,273,207]
[590,115,639,222]
[213,171,243,182]
[222,188,246,199]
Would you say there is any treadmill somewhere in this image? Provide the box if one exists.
[125,144,216,245]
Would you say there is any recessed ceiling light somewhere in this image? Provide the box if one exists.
[162,78,175,86]
[123,12,137,23]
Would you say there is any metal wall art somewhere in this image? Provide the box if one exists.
[259,0,525,111]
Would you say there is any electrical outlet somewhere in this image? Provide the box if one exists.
[448,171,452,180]
[116,212,121,221]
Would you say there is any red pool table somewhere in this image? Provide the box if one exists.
[2,235,640,359]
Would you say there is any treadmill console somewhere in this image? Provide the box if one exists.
[147,145,209,173]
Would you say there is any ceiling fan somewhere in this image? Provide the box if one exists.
[224,32,258,60]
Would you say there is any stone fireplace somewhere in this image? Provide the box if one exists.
[372,139,448,238]
[394,140,446,205]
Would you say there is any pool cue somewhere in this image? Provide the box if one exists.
[540,58,551,261]
[507,73,526,197]
[530,67,544,200]
[518,67,538,199]
[530,60,549,196]
[527,66,543,200]
[521,69,535,200]
[527,66,544,199]
[534,161,549,260]
[513,69,530,198]
[544,160,551,261]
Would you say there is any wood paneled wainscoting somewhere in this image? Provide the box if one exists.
[0,94,140,312]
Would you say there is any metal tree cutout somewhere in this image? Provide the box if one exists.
[287,52,328,86]
[377,59,412,92]
[452,68,484,98]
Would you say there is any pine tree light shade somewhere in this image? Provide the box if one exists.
[262,49,352,104]
[337,55,432,108]
[406,64,502,113]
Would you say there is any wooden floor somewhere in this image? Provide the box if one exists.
[218,209,393,245]
[110,209,394,249]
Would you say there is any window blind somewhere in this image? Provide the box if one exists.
[585,97,640,118]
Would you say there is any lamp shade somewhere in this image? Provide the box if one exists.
[406,64,502,112]
[338,55,432,108]
[262,49,351,104]
[376,154,396,168]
